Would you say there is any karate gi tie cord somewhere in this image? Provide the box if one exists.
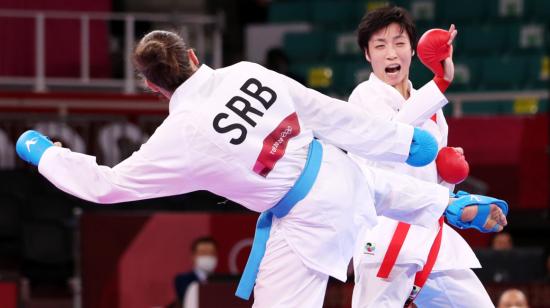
[445,191,508,233]
[235,139,323,300]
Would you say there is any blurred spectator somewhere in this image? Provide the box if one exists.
[492,232,513,251]
[497,288,529,308]
[264,48,306,85]
[174,236,218,307]
[544,254,550,282]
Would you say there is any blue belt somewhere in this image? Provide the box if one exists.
[235,139,323,300]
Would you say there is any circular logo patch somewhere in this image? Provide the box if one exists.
[364,242,376,253]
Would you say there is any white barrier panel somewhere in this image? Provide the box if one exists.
[34,122,86,153]
[98,122,146,166]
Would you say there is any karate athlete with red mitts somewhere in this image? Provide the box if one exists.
[349,7,501,308]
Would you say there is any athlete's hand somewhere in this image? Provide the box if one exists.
[16,130,54,166]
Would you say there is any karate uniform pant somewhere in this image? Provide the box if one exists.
[352,263,495,308]
[253,224,329,308]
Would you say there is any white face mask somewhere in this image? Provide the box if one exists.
[195,256,217,273]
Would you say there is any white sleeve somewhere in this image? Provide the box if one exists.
[348,85,396,121]
[395,81,448,126]
[37,123,199,204]
[282,74,414,163]
[367,166,449,227]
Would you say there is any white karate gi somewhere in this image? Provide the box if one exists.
[37,63,451,307]
[349,74,494,308]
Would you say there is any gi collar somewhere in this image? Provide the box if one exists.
[368,73,416,111]
[169,64,215,114]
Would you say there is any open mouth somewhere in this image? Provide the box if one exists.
[385,64,401,74]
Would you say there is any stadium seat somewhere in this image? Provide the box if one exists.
[353,0,392,22]
[452,57,482,91]
[410,0,436,22]
[410,58,433,88]
[283,31,329,62]
[436,0,489,22]
[488,0,525,20]
[268,1,311,23]
[527,0,550,22]
[456,25,510,56]
[517,24,546,52]
[480,55,527,90]
[525,54,549,89]
[331,60,371,95]
[328,32,363,60]
[311,2,355,30]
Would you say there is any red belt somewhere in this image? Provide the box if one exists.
[376,217,445,307]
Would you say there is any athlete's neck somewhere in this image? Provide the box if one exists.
[393,79,410,100]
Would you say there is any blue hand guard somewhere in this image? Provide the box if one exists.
[445,191,509,233]
[406,127,438,167]
[16,130,54,166]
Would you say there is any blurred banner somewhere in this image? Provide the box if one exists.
[80,212,257,308]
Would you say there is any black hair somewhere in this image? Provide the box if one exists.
[356,6,417,55]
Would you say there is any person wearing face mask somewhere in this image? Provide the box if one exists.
[349,6,496,308]
[497,289,530,308]
[174,237,218,307]
[15,29,508,307]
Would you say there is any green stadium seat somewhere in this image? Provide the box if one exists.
[452,57,482,91]
[525,54,549,89]
[456,25,509,56]
[331,60,371,95]
[283,31,329,62]
[311,2,356,29]
[527,0,550,22]
[410,0,436,22]
[488,0,525,20]
[268,1,311,23]
[354,0,393,21]
[516,24,546,52]
[437,0,490,22]
[327,32,363,60]
[480,56,527,90]
[410,58,433,87]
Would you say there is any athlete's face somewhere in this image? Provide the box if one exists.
[365,23,413,87]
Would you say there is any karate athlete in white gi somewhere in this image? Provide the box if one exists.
[16,30,507,308]
[349,7,498,308]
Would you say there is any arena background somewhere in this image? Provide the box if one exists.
[0,0,548,307]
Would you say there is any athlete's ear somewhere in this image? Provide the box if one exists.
[364,50,371,62]
[188,49,200,67]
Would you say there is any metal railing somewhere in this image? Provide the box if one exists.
[0,10,224,93]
